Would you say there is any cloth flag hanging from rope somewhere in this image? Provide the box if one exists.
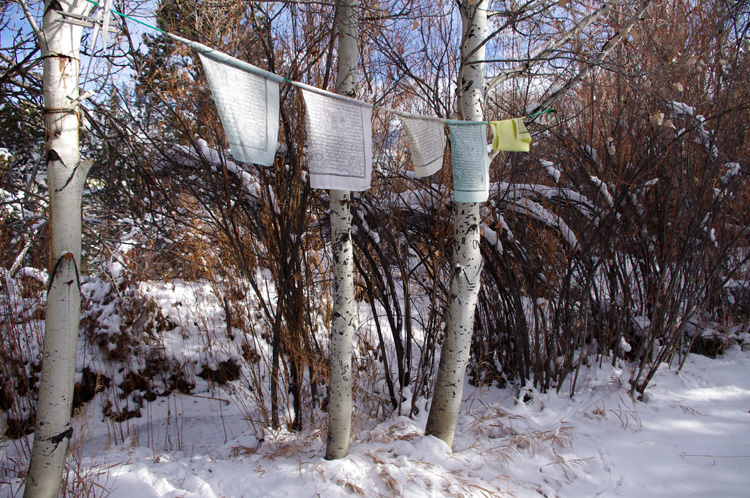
[400,116,445,177]
[300,84,373,191]
[197,51,280,166]
[490,118,532,152]
[449,123,490,203]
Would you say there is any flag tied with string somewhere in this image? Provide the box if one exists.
[197,51,280,166]
[490,118,532,152]
[300,85,373,191]
[83,7,546,200]
[186,34,534,195]
[449,123,490,203]
[399,116,445,177]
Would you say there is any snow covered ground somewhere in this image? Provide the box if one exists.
[2,344,749,497]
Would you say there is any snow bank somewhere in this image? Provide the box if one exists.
[3,295,749,498]
[8,346,750,498]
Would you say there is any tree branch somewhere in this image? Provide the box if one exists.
[485,0,614,92]
[469,0,556,61]
[15,0,45,46]
[531,0,654,119]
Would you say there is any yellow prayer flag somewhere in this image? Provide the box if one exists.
[490,118,532,152]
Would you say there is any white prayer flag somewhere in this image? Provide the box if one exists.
[198,53,280,166]
[300,85,373,191]
[449,123,490,203]
[400,116,445,177]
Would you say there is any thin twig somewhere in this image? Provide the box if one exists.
[15,0,45,46]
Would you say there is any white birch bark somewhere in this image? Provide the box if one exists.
[325,0,360,460]
[425,0,487,448]
[25,2,92,497]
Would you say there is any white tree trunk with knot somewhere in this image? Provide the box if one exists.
[325,0,360,461]
[425,0,487,448]
[25,1,93,496]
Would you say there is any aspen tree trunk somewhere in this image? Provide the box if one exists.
[425,0,486,448]
[325,0,360,460]
[25,2,93,497]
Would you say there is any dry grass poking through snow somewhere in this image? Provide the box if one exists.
[217,399,593,498]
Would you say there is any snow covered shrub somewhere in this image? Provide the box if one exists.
[94,54,333,434]
[79,269,201,424]
[462,0,750,397]
[0,268,46,438]
[48,0,745,443]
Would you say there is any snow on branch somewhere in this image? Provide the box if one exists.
[493,181,595,219]
[482,215,516,256]
[483,225,504,255]
[506,197,580,250]
[721,163,741,185]
[589,175,614,208]
[668,101,719,158]
[173,139,260,199]
[541,159,561,183]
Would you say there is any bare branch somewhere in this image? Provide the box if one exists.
[472,0,557,60]
[15,0,45,45]
[0,50,43,83]
[485,1,614,92]
[532,0,654,118]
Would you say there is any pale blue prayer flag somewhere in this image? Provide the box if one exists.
[197,52,280,166]
[448,123,490,203]
[300,84,373,191]
[400,116,445,177]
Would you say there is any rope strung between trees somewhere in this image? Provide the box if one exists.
[80,0,555,125]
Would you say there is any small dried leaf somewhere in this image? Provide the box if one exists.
[650,112,664,126]
[663,119,676,130]
[686,55,699,67]
[558,0,570,6]
[413,19,419,30]
[672,82,684,92]
[607,143,616,155]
